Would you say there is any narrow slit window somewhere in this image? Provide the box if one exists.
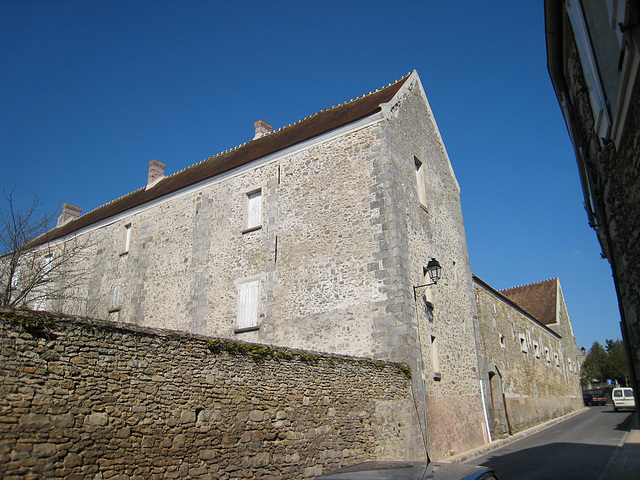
[519,333,528,353]
[414,156,427,207]
[122,223,132,254]
[431,335,440,379]
[236,280,259,331]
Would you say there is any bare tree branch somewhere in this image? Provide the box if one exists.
[1,187,93,313]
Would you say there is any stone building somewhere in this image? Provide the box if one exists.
[545,0,640,401]
[27,71,489,460]
[474,276,583,437]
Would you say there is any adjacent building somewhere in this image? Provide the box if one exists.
[474,276,583,437]
[545,0,640,400]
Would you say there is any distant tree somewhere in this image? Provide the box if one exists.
[605,339,630,386]
[580,339,630,387]
[580,341,608,386]
[0,187,91,312]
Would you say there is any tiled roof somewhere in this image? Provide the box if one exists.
[499,278,559,325]
[472,275,561,338]
[31,73,412,247]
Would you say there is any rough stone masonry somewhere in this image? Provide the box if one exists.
[0,309,414,480]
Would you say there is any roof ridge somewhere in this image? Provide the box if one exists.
[164,72,413,181]
[48,186,146,234]
[499,277,558,292]
[32,71,414,247]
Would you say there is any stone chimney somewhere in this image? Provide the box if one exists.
[253,120,272,140]
[147,159,165,188]
[56,203,82,228]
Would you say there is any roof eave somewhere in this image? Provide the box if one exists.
[29,73,412,248]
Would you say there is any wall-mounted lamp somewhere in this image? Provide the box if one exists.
[413,258,442,300]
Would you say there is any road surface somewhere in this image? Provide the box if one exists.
[468,406,633,480]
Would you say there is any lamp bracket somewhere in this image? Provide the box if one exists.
[413,281,437,300]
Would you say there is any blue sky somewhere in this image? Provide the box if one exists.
[0,1,621,349]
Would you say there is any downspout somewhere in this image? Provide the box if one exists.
[479,378,493,443]
[413,295,430,461]
[423,378,430,460]
[471,307,493,445]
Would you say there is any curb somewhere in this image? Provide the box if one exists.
[444,408,589,465]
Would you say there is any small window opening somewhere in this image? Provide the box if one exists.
[519,333,528,353]
[121,223,132,255]
[431,335,441,380]
[414,156,427,207]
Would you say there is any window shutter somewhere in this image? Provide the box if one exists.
[247,191,262,229]
[566,0,611,140]
[111,283,122,309]
[237,280,259,329]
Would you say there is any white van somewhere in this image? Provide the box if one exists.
[612,387,636,411]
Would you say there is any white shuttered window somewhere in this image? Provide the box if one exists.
[237,280,259,330]
[111,283,122,310]
[246,190,262,230]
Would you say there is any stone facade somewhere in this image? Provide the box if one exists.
[0,310,414,479]
[473,277,583,437]
[545,0,640,400]
[26,71,488,459]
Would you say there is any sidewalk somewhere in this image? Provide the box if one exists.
[445,408,640,480]
[597,411,640,480]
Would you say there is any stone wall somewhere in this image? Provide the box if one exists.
[474,280,583,437]
[0,310,414,480]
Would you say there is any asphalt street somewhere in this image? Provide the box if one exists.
[468,407,634,480]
